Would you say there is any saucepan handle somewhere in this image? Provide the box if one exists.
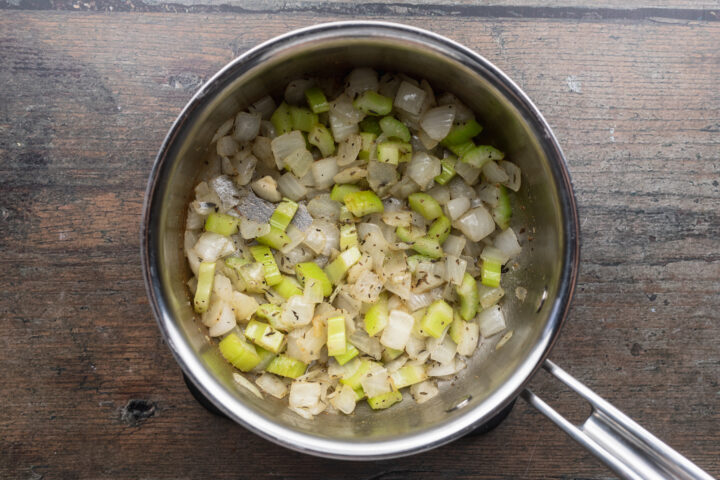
[521,360,715,480]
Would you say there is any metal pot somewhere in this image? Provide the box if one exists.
[141,22,712,479]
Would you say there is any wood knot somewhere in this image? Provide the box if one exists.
[120,399,156,427]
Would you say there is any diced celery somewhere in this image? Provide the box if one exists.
[340,223,358,250]
[250,245,282,286]
[308,123,335,157]
[447,141,475,157]
[252,345,277,372]
[219,333,261,372]
[236,262,268,293]
[256,226,291,250]
[457,272,479,320]
[377,141,399,165]
[344,190,384,217]
[359,116,382,136]
[390,364,427,389]
[330,183,361,203]
[382,347,404,362]
[193,261,216,313]
[364,293,388,336]
[334,343,359,366]
[353,386,366,401]
[255,303,283,329]
[420,299,454,338]
[327,315,347,356]
[340,359,372,389]
[461,145,505,169]
[411,236,443,259]
[492,184,512,230]
[406,254,434,273]
[379,116,411,142]
[367,390,403,410]
[224,256,249,271]
[353,91,393,116]
[427,215,451,244]
[304,86,330,113]
[434,156,457,185]
[408,192,443,220]
[270,102,293,135]
[396,225,425,243]
[441,119,483,146]
[481,259,502,288]
[295,262,332,297]
[325,246,362,285]
[266,355,307,379]
[244,319,286,353]
[204,212,239,236]
[449,312,465,345]
[339,205,354,224]
[269,198,299,232]
[358,132,377,160]
[290,106,318,132]
[274,275,303,299]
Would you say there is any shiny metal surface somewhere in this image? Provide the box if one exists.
[141,22,579,459]
[522,361,714,480]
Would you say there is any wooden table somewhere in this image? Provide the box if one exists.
[2,2,719,478]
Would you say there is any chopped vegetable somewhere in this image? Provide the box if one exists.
[245,319,286,353]
[305,86,330,113]
[250,245,282,286]
[295,262,332,297]
[193,261,215,313]
[266,355,308,379]
[219,333,261,372]
[367,390,403,410]
[330,183,361,203]
[204,212,239,236]
[344,190,384,217]
[457,273,478,321]
[327,315,347,356]
[269,198,299,232]
[420,299,453,338]
[408,193,442,220]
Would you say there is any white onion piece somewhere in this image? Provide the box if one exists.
[389,176,421,199]
[494,227,522,260]
[305,220,339,256]
[232,154,257,186]
[217,135,239,156]
[336,134,363,166]
[407,152,441,191]
[328,111,359,143]
[360,367,391,398]
[283,148,313,178]
[239,217,270,239]
[186,209,204,231]
[278,245,315,275]
[349,330,382,360]
[331,93,365,124]
[256,373,288,399]
[455,206,495,242]
[381,210,413,227]
[281,225,306,254]
[380,309,415,350]
[284,78,315,105]
[251,176,282,203]
[271,131,306,169]
[346,67,378,98]
[477,183,500,207]
[445,255,467,285]
[350,270,383,303]
[454,160,481,185]
[334,288,361,317]
[307,195,341,223]
[420,104,455,141]
[277,172,307,201]
[406,288,440,311]
[448,176,477,200]
[281,296,315,329]
[233,373,263,399]
[208,303,236,337]
[410,380,439,404]
[259,120,276,139]
[368,161,398,194]
[303,279,324,304]
[482,160,510,183]
[312,157,339,190]
[286,326,324,363]
[333,166,366,184]
[500,160,521,192]
[478,305,506,337]
[427,185,450,205]
[248,95,276,120]
[405,333,426,360]
[331,384,357,414]
[252,136,275,168]
[445,197,470,221]
[394,80,427,115]
[289,381,322,409]
[479,285,505,310]
[378,73,402,98]
[233,112,262,143]
[455,321,480,356]
[427,357,466,377]
[416,129,439,150]
[193,232,234,262]
[211,118,234,144]
[428,335,457,365]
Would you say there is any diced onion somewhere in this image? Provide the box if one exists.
[394,80,427,115]
[212,118,234,144]
[349,330,382,360]
[285,78,315,105]
[428,335,457,365]
[331,94,365,124]
[328,112,359,143]
[448,177,477,200]
[289,381,322,409]
[281,296,315,329]
[454,160,481,185]
[368,161,398,194]
[239,217,271,239]
[277,172,307,201]
[217,135,239,156]
[500,160,522,192]
[271,131,306,169]
[330,384,357,414]
[233,112,262,143]
[482,161,510,183]
[380,309,414,350]
[256,372,288,398]
[455,321,479,356]
[406,152,441,191]
[337,134,363,166]
[233,372,263,399]
[251,176,282,203]
[410,380,438,404]
[455,206,495,242]
[427,185,450,205]
[420,104,455,141]
[193,232,234,262]
[494,227,522,260]
[427,357,466,377]
[444,255,467,285]
[312,158,339,190]
[248,95,276,120]
[360,367,391,398]
[478,305,506,337]
[346,67,379,98]
[445,197,470,221]
[477,184,500,207]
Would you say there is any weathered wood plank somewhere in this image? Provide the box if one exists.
[0,11,718,480]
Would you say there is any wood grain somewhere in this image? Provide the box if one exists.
[0,10,718,480]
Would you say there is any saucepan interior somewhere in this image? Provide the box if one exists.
[142,22,579,459]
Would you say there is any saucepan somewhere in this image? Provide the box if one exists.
[140,22,713,479]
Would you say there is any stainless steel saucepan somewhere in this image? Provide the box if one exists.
[140,22,714,479]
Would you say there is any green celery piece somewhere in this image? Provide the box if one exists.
[204,212,239,236]
[330,183,361,203]
[396,225,425,243]
[457,272,479,320]
[290,106,318,132]
[382,347,404,362]
[358,132,377,160]
[251,346,277,372]
[353,91,393,116]
[295,262,332,297]
[441,119,483,146]
[376,141,399,165]
[266,355,307,379]
[420,299,454,338]
[411,236,443,259]
[359,116,382,136]
[308,123,335,157]
[340,359,372,389]
[270,102,293,135]
[256,226,291,251]
[434,156,457,185]
[367,390,403,410]
[224,256,249,271]
[449,312,465,345]
[379,116,411,142]
[481,259,502,288]
[339,205,354,224]
[406,254,433,273]
[340,223,359,250]
[219,333,261,372]
[304,86,330,113]
[353,386,366,401]
[408,192,443,220]
[447,141,475,158]
[269,198,299,232]
[255,303,283,329]
[344,190,384,217]
[274,275,303,299]
[193,261,216,313]
[492,184,512,230]
[427,215,451,244]
[334,343,359,366]
[250,245,282,286]
[364,293,388,336]
[390,364,427,389]
[244,319,286,353]
[324,246,362,285]
[326,315,347,357]
[461,145,505,169]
